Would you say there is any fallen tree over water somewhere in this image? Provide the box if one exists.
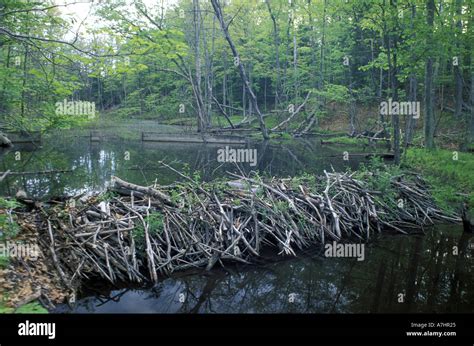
[23,164,460,291]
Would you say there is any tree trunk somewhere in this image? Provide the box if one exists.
[454,0,463,119]
[470,58,474,145]
[424,0,436,149]
[348,64,356,136]
[405,4,417,148]
[392,39,400,164]
[265,0,281,107]
[385,0,400,164]
[211,0,269,139]
[469,3,474,146]
[192,0,208,131]
[320,0,327,90]
[292,4,298,100]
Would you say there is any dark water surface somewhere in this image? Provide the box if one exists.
[0,125,363,199]
[54,225,473,313]
[1,123,471,313]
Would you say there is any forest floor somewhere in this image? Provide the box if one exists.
[0,201,66,314]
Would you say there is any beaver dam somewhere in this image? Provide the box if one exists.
[19,162,460,293]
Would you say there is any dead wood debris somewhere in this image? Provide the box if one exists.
[22,166,459,289]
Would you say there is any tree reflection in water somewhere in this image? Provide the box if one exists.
[56,225,473,313]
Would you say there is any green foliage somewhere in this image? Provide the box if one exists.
[289,172,317,191]
[147,213,164,235]
[132,212,164,253]
[273,200,290,213]
[0,299,48,314]
[192,171,201,184]
[15,302,48,314]
[311,84,350,104]
[0,198,21,210]
[403,149,474,210]
[170,189,183,205]
[0,255,9,269]
[1,0,472,146]
[0,198,21,240]
[354,157,403,210]
[0,214,20,239]
[98,191,119,203]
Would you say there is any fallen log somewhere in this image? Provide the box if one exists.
[0,170,10,182]
[0,169,72,176]
[111,176,175,206]
[271,91,312,131]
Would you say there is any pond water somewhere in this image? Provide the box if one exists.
[0,122,366,199]
[54,225,473,313]
[1,121,472,313]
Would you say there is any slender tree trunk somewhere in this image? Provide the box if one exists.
[223,52,227,110]
[20,46,28,118]
[265,0,281,107]
[392,31,401,164]
[242,80,246,118]
[385,1,400,164]
[193,0,208,131]
[424,0,436,149]
[284,5,291,103]
[0,45,11,114]
[467,2,474,146]
[320,0,327,90]
[292,5,298,100]
[248,63,253,116]
[211,0,269,139]
[264,78,267,112]
[405,4,418,147]
[454,0,463,119]
[202,4,215,127]
[370,36,377,96]
[470,57,474,145]
[348,62,356,136]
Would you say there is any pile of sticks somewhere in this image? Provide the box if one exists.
[35,166,460,286]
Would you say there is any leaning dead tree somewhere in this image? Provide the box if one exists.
[26,165,459,289]
[272,91,312,131]
[211,0,269,139]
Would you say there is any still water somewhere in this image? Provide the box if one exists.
[53,225,473,313]
[0,123,364,198]
[1,122,472,313]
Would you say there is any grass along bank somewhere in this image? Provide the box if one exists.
[403,148,474,211]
